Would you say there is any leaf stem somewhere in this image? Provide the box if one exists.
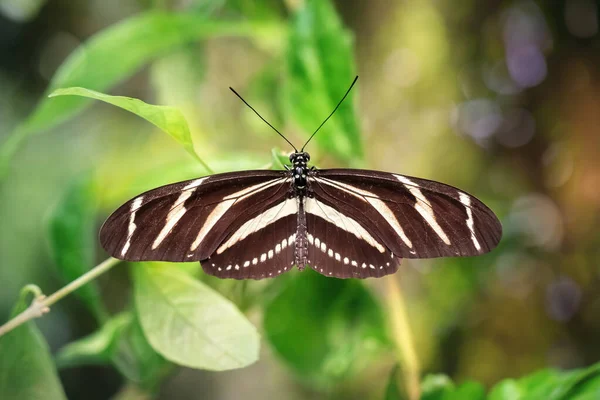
[0,257,121,337]
[385,275,421,400]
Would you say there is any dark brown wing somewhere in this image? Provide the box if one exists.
[100,170,291,264]
[200,198,298,280]
[309,169,501,260]
[304,196,401,279]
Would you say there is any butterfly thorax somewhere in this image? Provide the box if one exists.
[289,151,311,194]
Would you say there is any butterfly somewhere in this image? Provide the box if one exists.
[100,76,502,280]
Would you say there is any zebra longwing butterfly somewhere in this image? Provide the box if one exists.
[100,77,502,280]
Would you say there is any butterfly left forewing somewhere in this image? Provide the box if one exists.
[100,170,290,262]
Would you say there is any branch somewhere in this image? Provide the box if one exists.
[385,275,421,400]
[0,257,121,337]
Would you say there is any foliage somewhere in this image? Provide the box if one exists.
[49,88,209,170]
[134,263,259,371]
[0,286,67,400]
[47,176,107,321]
[0,0,599,399]
[385,364,600,400]
[264,269,388,387]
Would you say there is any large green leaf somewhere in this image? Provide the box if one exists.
[56,312,171,391]
[0,11,283,176]
[49,88,204,167]
[133,263,259,371]
[285,0,362,163]
[0,286,67,400]
[263,269,387,387]
[111,313,172,391]
[56,313,129,368]
[47,176,107,321]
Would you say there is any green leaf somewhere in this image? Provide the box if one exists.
[0,286,67,400]
[0,11,283,177]
[56,312,171,391]
[56,313,129,368]
[489,364,600,400]
[111,313,172,391]
[49,88,204,167]
[488,379,522,400]
[285,0,362,163]
[419,374,485,400]
[47,176,107,321]
[420,374,454,400]
[447,381,486,400]
[263,269,387,387]
[133,263,259,371]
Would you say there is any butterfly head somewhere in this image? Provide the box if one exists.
[289,151,310,165]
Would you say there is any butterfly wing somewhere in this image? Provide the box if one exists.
[200,197,298,279]
[100,170,292,268]
[304,195,401,278]
[308,169,501,265]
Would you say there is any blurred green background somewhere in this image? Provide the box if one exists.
[1,0,600,399]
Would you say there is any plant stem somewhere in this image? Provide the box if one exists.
[385,275,421,400]
[0,257,121,337]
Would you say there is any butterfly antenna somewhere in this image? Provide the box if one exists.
[229,87,298,152]
[301,75,359,152]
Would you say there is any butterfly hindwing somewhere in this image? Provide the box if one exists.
[201,198,298,279]
[304,196,401,278]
